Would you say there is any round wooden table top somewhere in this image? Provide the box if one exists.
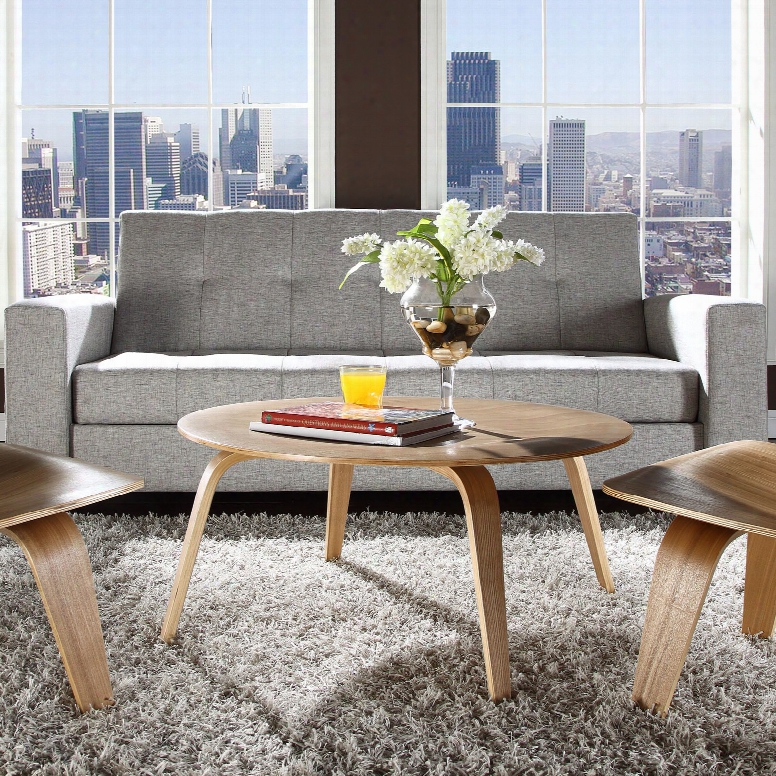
[177,397,632,467]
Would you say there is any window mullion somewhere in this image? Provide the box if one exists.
[207,0,213,212]
[639,0,647,292]
[541,0,547,212]
[108,0,116,295]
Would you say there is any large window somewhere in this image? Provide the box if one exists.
[18,0,309,298]
[444,0,735,297]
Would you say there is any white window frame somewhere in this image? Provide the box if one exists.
[0,0,336,308]
[421,0,767,308]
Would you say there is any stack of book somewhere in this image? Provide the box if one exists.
[249,402,459,446]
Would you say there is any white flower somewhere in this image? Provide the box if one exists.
[514,239,545,266]
[434,199,471,250]
[474,205,508,233]
[378,239,438,293]
[341,233,382,256]
[489,239,519,272]
[451,230,499,279]
[452,233,546,278]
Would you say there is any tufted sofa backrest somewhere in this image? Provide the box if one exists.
[111,209,647,354]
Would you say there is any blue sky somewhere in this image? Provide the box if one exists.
[21,0,732,160]
[447,0,732,135]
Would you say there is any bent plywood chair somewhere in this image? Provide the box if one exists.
[0,444,142,712]
[603,441,776,716]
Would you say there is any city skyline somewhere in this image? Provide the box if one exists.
[18,1,734,299]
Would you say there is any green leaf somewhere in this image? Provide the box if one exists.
[397,220,438,239]
[339,251,381,289]
[417,234,452,263]
[492,230,503,239]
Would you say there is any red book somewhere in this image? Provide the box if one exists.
[260,402,454,436]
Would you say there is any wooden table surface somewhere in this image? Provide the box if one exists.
[177,397,633,466]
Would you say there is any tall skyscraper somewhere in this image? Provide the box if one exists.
[23,138,59,208]
[21,167,55,218]
[548,118,586,212]
[181,152,209,197]
[175,123,200,163]
[22,221,75,296]
[73,110,146,257]
[219,91,273,182]
[447,52,501,201]
[518,157,543,212]
[679,129,703,188]
[714,144,732,204]
[470,165,505,208]
[146,133,181,206]
[144,116,164,145]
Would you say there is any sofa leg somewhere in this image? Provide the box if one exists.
[1,512,113,712]
[563,456,615,593]
[632,515,740,716]
[325,464,354,560]
[161,450,249,642]
[743,533,776,638]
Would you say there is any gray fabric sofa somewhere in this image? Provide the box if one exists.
[5,209,767,492]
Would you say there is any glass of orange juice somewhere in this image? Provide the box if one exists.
[339,365,388,407]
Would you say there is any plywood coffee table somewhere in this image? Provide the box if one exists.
[162,397,632,701]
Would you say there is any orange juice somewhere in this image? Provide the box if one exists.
[340,367,387,407]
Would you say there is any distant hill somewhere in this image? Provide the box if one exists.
[503,129,732,154]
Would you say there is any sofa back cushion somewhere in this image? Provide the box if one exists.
[200,210,294,350]
[113,209,646,354]
[291,209,383,351]
[113,211,206,353]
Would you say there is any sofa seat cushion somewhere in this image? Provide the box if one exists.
[74,353,285,424]
[73,350,697,426]
[485,351,698,422]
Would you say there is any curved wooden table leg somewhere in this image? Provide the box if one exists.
[633,515,741,716]
[1,512,113,712]
[161,451,249,642]
[563,456,614,593]
[325,463,354,560]
[434,465,511,701]
[743,532,776,637]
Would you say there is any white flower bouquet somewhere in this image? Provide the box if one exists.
[340,199,545,307]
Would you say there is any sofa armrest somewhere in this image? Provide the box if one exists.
[644,294,767,447]
[5,295,116,455]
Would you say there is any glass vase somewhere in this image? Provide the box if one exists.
[400,275,496,425]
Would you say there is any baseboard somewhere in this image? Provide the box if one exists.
[769,410,776,439]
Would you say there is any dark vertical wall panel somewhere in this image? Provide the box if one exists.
[768,365,776,411]
[335,0,421,209]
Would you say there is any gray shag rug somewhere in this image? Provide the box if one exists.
[1,507,775,775]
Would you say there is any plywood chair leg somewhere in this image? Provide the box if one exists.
[743,533,776,638]
[325,463,354,560]
[434,465,511,701]
[1,512,113,712]
[161,450,248,642]
[563,456,615,593]
[633,515,741,716]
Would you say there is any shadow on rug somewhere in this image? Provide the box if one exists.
[0,509,775,775]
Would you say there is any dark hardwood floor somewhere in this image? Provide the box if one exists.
[76,490,650,517]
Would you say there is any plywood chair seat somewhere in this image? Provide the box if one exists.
[603,440,776,716]
[0,444,142,712]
